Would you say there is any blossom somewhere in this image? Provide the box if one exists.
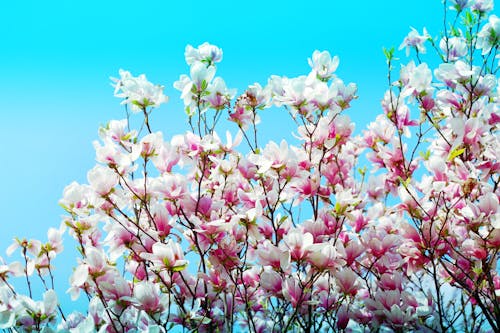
[477,14,500,55]
[409,63,432,94]
[399,27,430,56]
[440,36,467,61]
[449,0,473,11]
[335,268,359,296]
[111,69,169,113]
[307,50,339,82]
[87,164,119,196]
[206,77,236,110]
[141,240,188,272]
[133,281,166,313]
[472,0,494,13]
[283,229,314,261]
[98,119,137,146]
[307,242,345,270]
[17,289,58,328]
[259,268,283,294]
[434,60,474,88]
[184,42,223,66]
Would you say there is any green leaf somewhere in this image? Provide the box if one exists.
[383,47,395,62]
[201,79,208,91]
[172,263,188,272]
[419,150,431,161]
[472,265,482,275]
[448,147,465,161]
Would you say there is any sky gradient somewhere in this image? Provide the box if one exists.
[1,0,497,314]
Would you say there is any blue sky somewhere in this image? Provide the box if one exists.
[0,0,496,316]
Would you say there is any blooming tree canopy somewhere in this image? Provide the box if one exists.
[1,1,499,332]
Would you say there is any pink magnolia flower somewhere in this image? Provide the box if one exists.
[0,257,23,279]
[259,268,283,295]
[6,238,41,257]
[206,77,236,110]
[141,240,188,272]
[307,242,346,270]
[151,140,180,174]
[283,230,314,262]
[98,119,137,146]
[434,61,474,88]
[256,240,290,270]
[283,275,309,308]
[335,268,359,296]
[133,280,167,313]
[68,247,109,300]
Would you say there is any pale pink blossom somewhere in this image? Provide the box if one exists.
[141,240,188,272]
[307,50,339,82]
[87,165,119,196]
[399,27,430,56]
[440,36,467,61]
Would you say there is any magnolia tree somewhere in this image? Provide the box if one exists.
[1,1,499,332]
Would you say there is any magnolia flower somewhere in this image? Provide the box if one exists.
[190,61,216,92]
[248,140,295,174]
[283,275,308,307]
[472,0,494,13]
[307,50,339,82]
[408,63,432,94]
[283,230,314,261]
[434,61,474,88]
[272,75,308,113]
[335,268,359,296]
[87,164,119,196]
[440,36,467,61]
[17,289,58,327]
[141,240,188,272]
[206,77,236,110]
[98,119,137,145]
[6,238,41,257]
[111,69,168,113]
[256,240,290,270]
[259,268,283,294]
[477,15,500,55]
[57,313,94,332]
[184,42,223,66]
[132,132,164,159]
[133,281,168,313]
[68,247,109,300]
[449,0,473,10]
[307,242,345,270]
[399,27,430,56]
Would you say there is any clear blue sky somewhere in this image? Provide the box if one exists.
[0,0,495,314]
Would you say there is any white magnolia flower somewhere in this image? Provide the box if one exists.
[477,15,500,55]
[111,70,168,113]
[185,42,223,66]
